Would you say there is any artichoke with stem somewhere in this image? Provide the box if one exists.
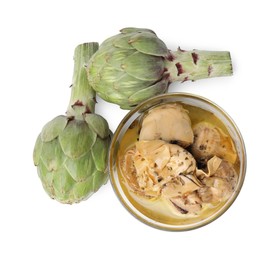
[87,27,232,109]
[33,43,112,204]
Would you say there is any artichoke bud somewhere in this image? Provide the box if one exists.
[33,112,112,204]
[88,27,232,109]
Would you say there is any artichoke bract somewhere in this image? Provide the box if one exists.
[87,27,233,109]
[33,43,112,204]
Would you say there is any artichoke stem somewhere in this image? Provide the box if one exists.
[165,49,232,83]
[67,42,99,117]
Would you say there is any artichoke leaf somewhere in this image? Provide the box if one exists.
[64,152,97,182]
[99,34,119,48]
[73,176,94,200]
[59,120,96,159]
[33,134,43,166]
[96,86,128,104]
[85,113,110,139]
[92,86,111,102]
[112,33,136,49]
[89,45,117,68]
[123,51,164,81]
[91,137,110,172]
[87,53,108,72]
[113,73,155,96]
[37,159,54,191]
[73,171,108,199]
[53,189,72,204]
[91,171,109,191]
[103,83,130,101]
[106,48,135,69]
[41,115,68,142]
[97,65,125,83]
[40,138,65,172]
[87,67,101,86]
[129,32,169,57]
[120,27,156,35]
[129,79,168,103]
[52,167,75,194]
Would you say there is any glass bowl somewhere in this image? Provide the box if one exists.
[109,93,246,231]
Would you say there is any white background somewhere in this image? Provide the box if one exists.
[0,0,274,259]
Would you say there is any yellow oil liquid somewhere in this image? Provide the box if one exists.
[116,102,240,226]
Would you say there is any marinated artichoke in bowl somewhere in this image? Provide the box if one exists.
[109,94,246,231]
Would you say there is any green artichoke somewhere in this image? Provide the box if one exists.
[87,27,232,109]
[33,43,112,204]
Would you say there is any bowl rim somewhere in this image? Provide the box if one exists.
[108,92,247,231]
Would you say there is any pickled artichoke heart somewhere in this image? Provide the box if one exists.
[33,43,112,204]
[87,27,232,109]
[121,140,202,214]
[139,103,194,147]
[33,112,111,204]
[196,156,238,203]
[191,122,237,164]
